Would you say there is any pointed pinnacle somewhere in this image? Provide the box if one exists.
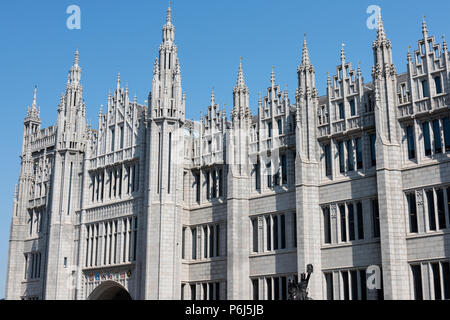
[117,72,121,89]
[271,66,275,87]
[341,43,346,63]
[301,34,310,65]
[236,58,246,87]
[377,11,386,41]
[74,50,79,66]
[166,1,172,24]
[32,86,37,108]
[422,15,428,38]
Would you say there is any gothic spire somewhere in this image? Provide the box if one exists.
[211,87,215,106]
[236,58,246,88]
[301,34,311,65]
[167,1,172,24]
[74,50,79,66]
[377,12,386,41]
[117,72,121,89]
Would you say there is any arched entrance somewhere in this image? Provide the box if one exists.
[88,281,132,300]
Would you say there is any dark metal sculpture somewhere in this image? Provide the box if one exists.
[288,264,314,300]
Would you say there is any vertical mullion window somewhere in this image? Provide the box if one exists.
[356,138,363,169]
[342,271,350,300]
[433,119,443,154]
[280,214,286,249]
[357,202,364,240]
[432,263,442,300]
[324,144,332,176]
[360,270,367,300]
[441,262,450,300]
[443,117,450,152]
[347,140,354,172]
[191,228,197,260]
[408,193,418,233]
[340,205,347,242]
[435,76,443,94]
[436,189,446,230]
[422,80,429,98]
[372,200,380,238]
[182,227,186,259]
[370,134,377,167]
[281,155,287,185]
[339,141,345,173]
[411,265,423,300]
[266,216,271,251]
[273,215,279,250]
[406,125,416,160]
[348,203,355,241]
[325,273,334,300]
[423,122,432,156]
[252,279,259,300]
[350,100,356,117]
[323,207,331,244]
[426,190,437,231]
[252,219,258,253]
[339,103,345,120]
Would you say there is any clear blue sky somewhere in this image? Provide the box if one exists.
[0,0,449,298]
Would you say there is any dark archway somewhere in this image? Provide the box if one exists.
[88,281,132,300]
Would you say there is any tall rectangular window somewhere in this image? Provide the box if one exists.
[255,161,261,190]
[427,190,436,231]
[325,144,332,176]
[281,155,287,185]
[252,219,258,253]
[280,214,286,249]
[203,226,208,258]
[351,270,358,300]
[268,122,273,138]
[273,216,279,250]
[356,138,363,169]
[339,141,345,173]
[408,193,418,233]
[266,162,272,188]
[423,122,432,156]
[432,263,442,300]
[360,270,367,300]
[206,172,210,201]
[182,227,186,259]
[435,76,443,94]
[433,119,442,154]
[277,119,282,135]
[323,207,331,244]
[342,272,350,300]
[442,262,450,300]
[347,140,354,171]
[348,203,355,241]
[372,200,380,238]
[350,100,356,116]
[252,279,259,300]
[357,202,364,240]
[370,134,376,166]
[266,216,271,251]
[406,125,416,159]
[110,128,115,152]
[340,205,347,242]
[325,273,333,300]
[119,125,124,149]
[436,189,446,230]
[411,265,423,300]
[191,228,197,260]
[191,284,196,300]
[422,80,429,98]
[339,103,345,120]
[443,117,450,152]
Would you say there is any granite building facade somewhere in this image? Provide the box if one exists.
[5,6,450,300]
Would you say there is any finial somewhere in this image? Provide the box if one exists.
[341,43,346,63]
[236,58,246,87]
[117,72,121,89]
[422,15,428,38]
[166,1,172,24]
[211,87,215,105]
[271,66,275,86]
[74,50,79,66]
[301,34,310,65]
[32,86,37,107]
[443,35,447,51]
